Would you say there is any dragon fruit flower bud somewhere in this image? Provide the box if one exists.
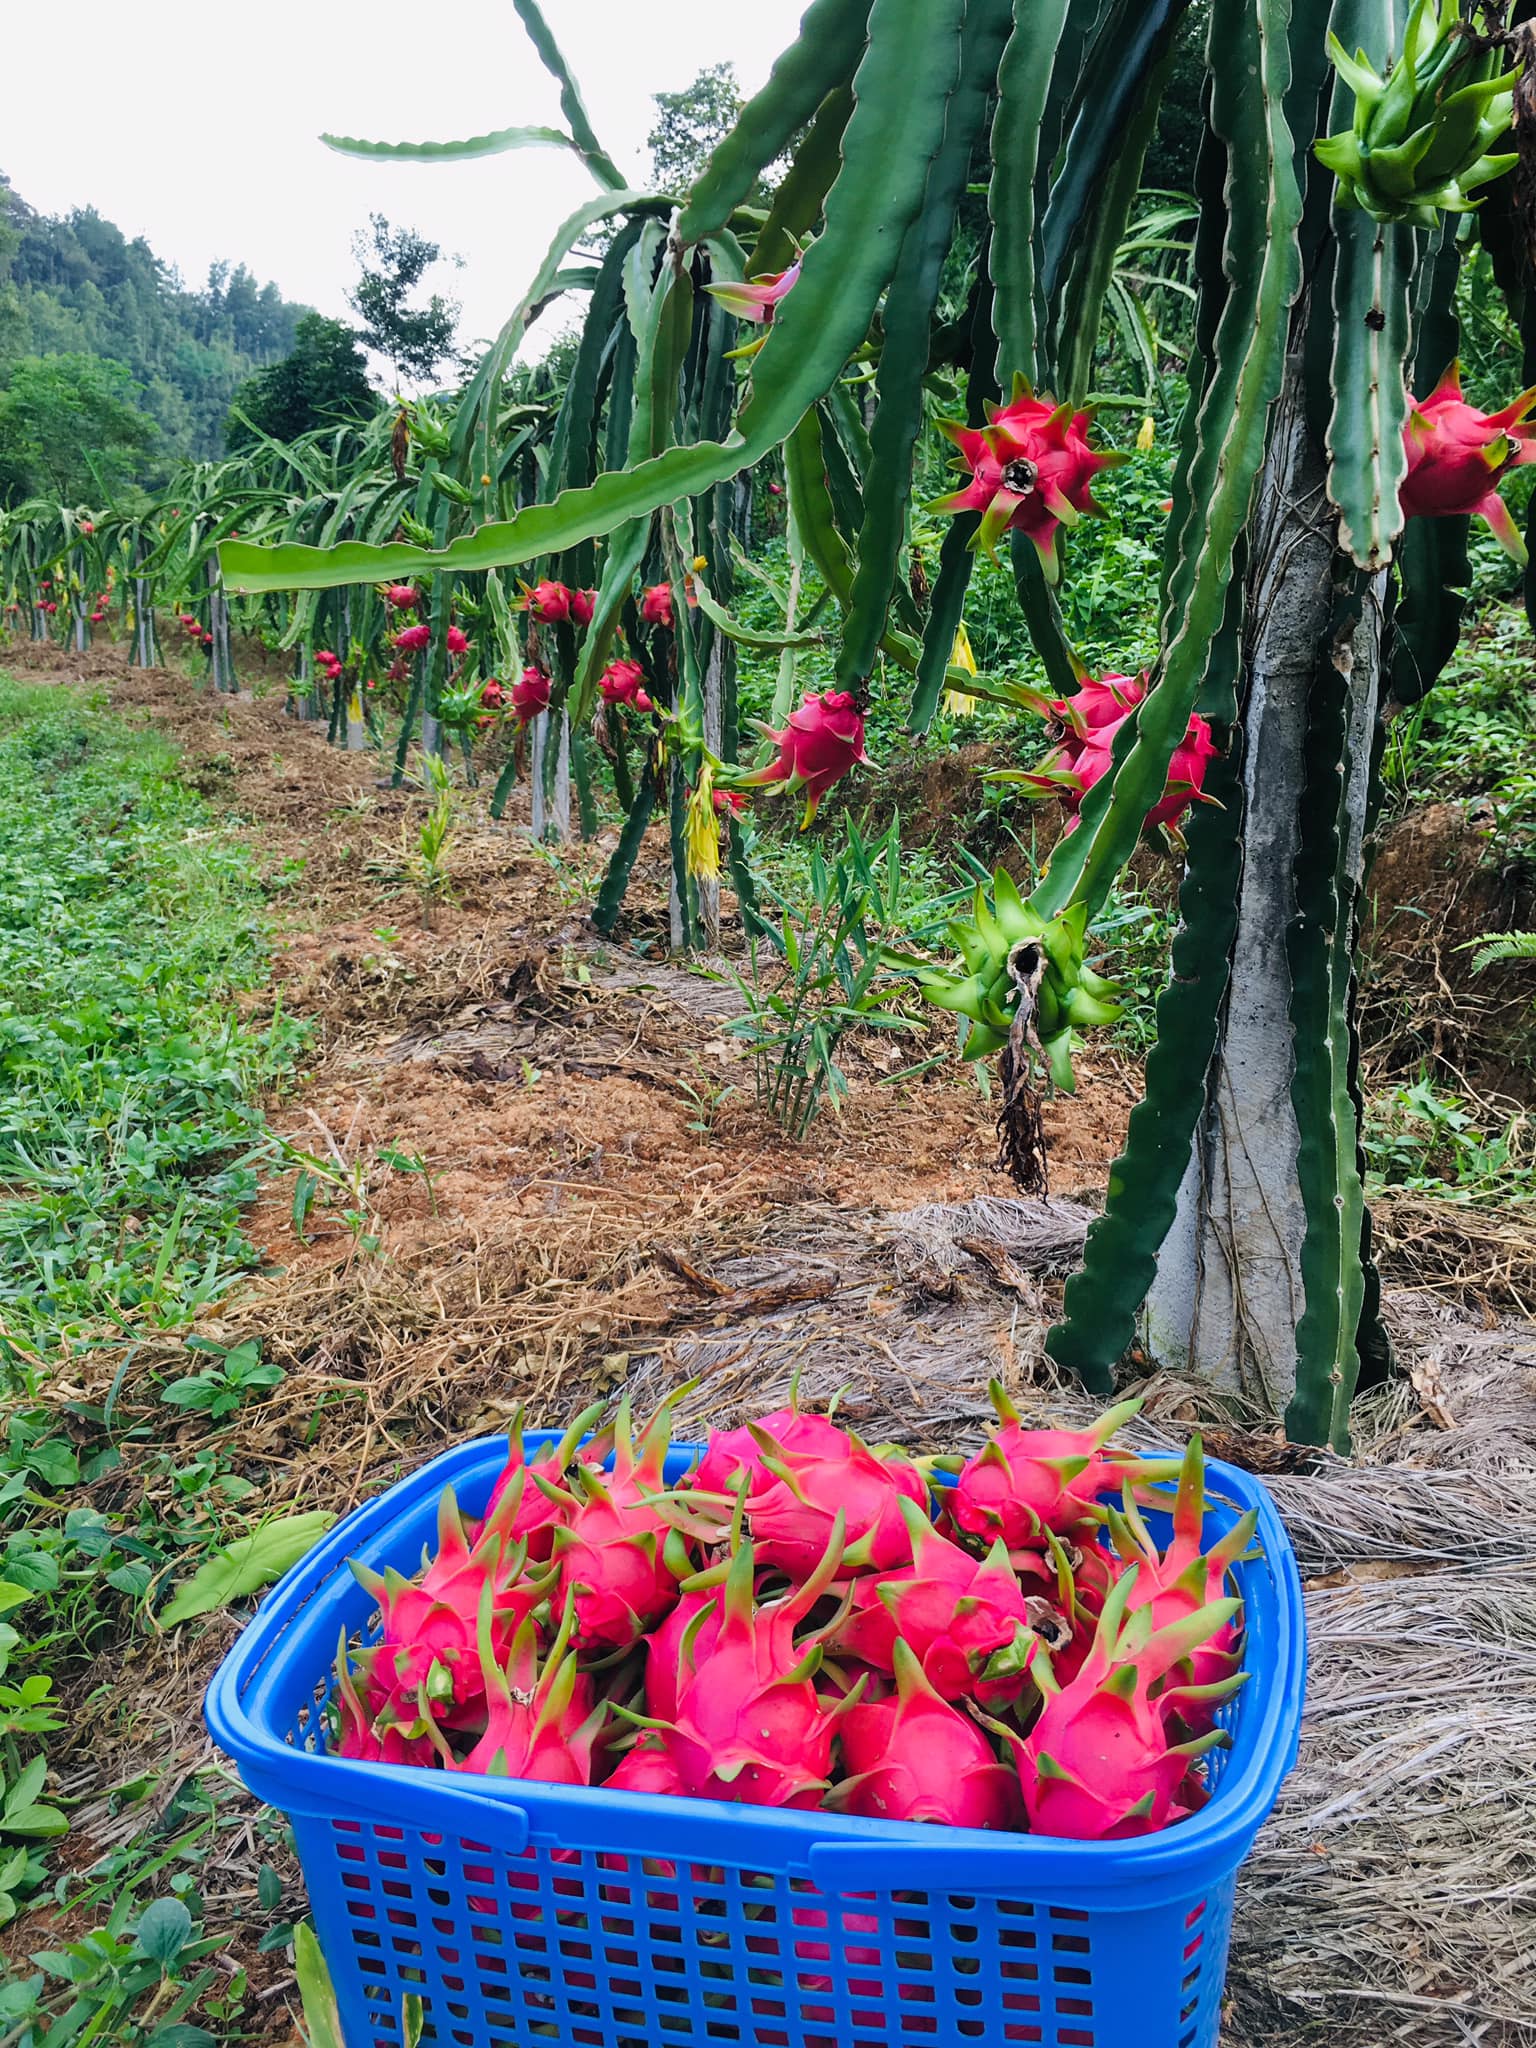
[511,666,552,725]
[640,583,674,628]
[930,378,1120,583]
[706,260,802,326]
[737,689,873,828]
[523,579,573,623]
[1400,362,1536,562]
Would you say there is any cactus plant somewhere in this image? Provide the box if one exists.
[185,0,1536,1450]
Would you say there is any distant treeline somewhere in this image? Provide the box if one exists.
[0,172,311,476]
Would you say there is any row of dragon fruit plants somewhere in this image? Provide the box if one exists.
[336,1389,1252,1841]
[0,348,1525,959]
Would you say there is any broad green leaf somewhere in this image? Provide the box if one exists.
[158,1511,335,1628]
[135,1897,193,1967]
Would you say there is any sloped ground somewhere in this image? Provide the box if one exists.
[11,641,1536,2046]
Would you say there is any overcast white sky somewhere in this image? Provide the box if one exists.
[5,0,811,370]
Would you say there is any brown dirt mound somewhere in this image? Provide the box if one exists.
[1364,798,1536,1091]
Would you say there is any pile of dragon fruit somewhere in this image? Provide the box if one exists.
[332,1388,1258,1841]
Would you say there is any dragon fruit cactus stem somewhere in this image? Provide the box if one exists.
[986,1562,1247,1840]
[631,1513,858,1808]
[829,1638,1024,1829]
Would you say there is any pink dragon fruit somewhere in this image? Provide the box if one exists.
[545,1391,695,1650]
[640,583,674,628]
[446,625,469,656]
[331,1632,438,1765]
[736,689,873,827]
[1022,670,1218,836]
[746,1424,929,1576]
[828,1640,1023,1830]
[511,666,551,724]
[349,1487,550,1726]
[523,579,573,623]
[480,1401,608,1558]
[644,1588,723,1722]
[598,658,649,708]
[949,1386,1160,1549]
[384,583,419,611]
[1400,362,1536,560]
[1102,1435,1257,1716]
[641,1519,852,1808]
[931,379,1121,581]
[394,622,431,653]
[570,587,597,626]
[446,1597,606,1782]
[690,1386,853,1505]
[830,1496,1037,1700]
[604,1733,690,1796]
[986,1565,1243,1840]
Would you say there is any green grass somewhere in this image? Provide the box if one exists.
[0,677,306,1367]
[0,675,311,2030]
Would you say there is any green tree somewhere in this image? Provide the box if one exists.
[647,64,747,191]
[225,314,377,448]
[347,215,460,388]
[0,352,155,504]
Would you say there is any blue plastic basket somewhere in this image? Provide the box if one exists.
[206,1434,1304,2048]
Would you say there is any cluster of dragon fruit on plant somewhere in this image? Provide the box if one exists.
[332,1389,1257,1842]
[374,355,1535,851]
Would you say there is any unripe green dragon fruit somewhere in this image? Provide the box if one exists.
[1316,0,1519,226]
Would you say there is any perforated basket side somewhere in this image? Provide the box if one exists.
[295,1804,1242,2048]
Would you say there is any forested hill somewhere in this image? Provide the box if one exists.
[0,172,311,470]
